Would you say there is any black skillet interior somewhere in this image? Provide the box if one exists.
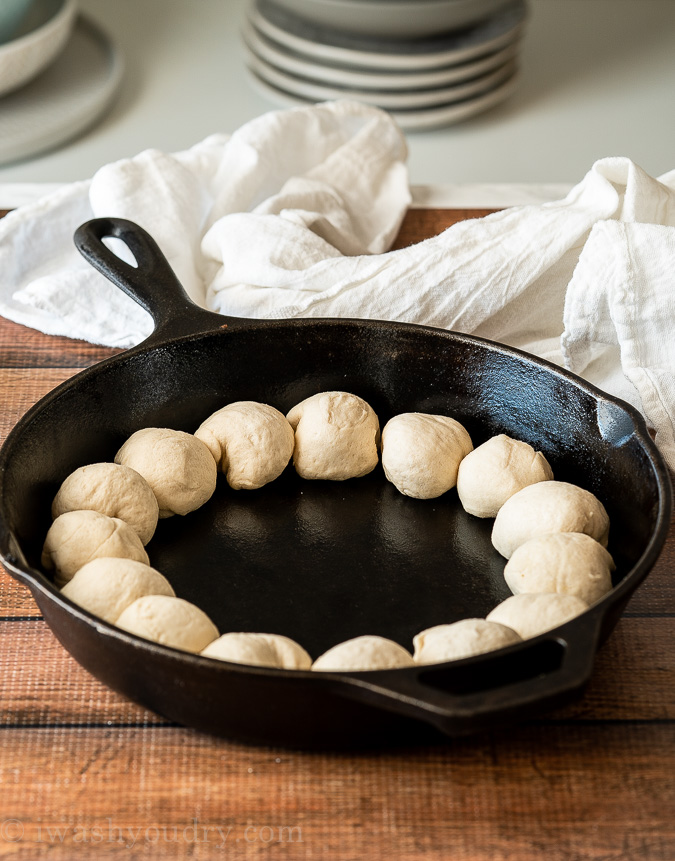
[0,217,670,746]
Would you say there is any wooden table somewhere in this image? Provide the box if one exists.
[0,208,673,860]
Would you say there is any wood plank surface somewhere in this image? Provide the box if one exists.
[0,724,673,861]
[0,207,673,860]
[0,368,84,436]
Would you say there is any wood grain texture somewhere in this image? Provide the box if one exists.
[0,369,85,442]
[0,725,673,860]
[0,207,672,860]
[0,572,42,617]
[0,621,167,727]
[0,317,121,368]
[391,208,497,249]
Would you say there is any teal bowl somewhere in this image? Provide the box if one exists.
[0,0,35,44]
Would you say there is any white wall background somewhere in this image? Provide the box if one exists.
[1,0,673,188]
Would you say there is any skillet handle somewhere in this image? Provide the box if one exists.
[74,217,232,340]
[334,616,601,736]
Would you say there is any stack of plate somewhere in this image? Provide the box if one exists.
[243,0,528,130]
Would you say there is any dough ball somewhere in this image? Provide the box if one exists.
[456,434,553,518]
[60,558,174,623]
[42,510,150,587]
[115,428,217,518]
[51,462,159,545]
[312,635,414,672]
[486,592,588,640]
[115,595,219,653]
[491,480,610,559]
[195,401,294,490]
[286,391,380,481]
[201,632,312,669]
[504,532,615,605]
[413,619,521,664]
[381,412,473,499]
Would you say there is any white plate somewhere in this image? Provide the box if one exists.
[0,15,124,166]
[0,0,76,97]
[248,68,521,130]
[249,0,527,71]
[242,19,521,91]
[245,45,518,111]
[270,0,513,39]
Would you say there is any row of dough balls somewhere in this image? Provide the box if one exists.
[41,390,607,572]
[56,552,606,671]
[312,522,616,670]
[51,528,612,671]
[41,392,370,585]
[43,390,388,588]
[52,531,614,673]
[38,391,480,584]
[42,390,613,671]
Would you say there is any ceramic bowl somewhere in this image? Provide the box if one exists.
[0,0,35,44]
[0,0,76,97]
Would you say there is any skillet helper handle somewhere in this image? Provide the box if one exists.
[336,617,601,736]
[74,217,229,340]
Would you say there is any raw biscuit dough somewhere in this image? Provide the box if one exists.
[51,462,159,544]
[115,427,217,518]
[504,532,615,605]
[195,401,294,490]
[381,412,473,499]
[413,619,521,664]
[456,434,553,517]
[286,391,380,481]
[42,510,150,587]
[491,480,610,559]
[312,635,414,671]
[486,592,589,639]
[61,558,174,623]
[115,594,219,653]
[201,632,312,669]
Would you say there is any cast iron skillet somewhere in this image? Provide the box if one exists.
[0,217,670,748]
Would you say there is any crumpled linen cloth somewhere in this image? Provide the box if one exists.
[1,99,675,468]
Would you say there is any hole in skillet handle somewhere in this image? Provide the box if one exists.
[333,613,601,737]
[73,217,229,342]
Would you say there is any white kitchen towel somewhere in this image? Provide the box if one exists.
[1,100,674,468]
[0,100,411,346]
